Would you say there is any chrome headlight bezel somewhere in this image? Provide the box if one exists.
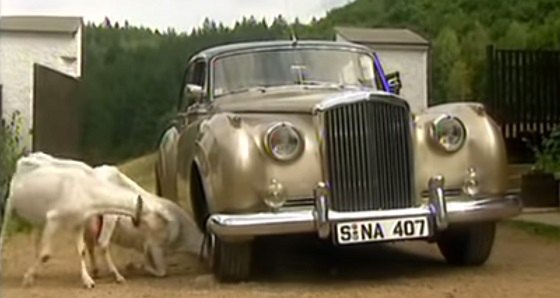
[429,115,467,153]
[264,122,305,162]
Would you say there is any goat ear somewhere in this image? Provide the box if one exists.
[132,195,143,227]
[141,211,171,231]
[159,209,174,224]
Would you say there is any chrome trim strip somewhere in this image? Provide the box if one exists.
[314,182,330,238]
[445,195,522,224]
[312,91,402,114]
[207,194,522,239]
[421,188,462,197]
[313,106,329,184]
[429,175,448,230]
[208,211,316,237]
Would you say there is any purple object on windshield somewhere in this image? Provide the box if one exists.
[372,52,392,93]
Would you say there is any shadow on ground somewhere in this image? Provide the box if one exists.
[249,234,459,285]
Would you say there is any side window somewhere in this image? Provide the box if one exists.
[192,61,206,87]
[179,60,207,111]
[178,64,195,111]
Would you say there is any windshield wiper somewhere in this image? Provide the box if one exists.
[222,86,269,96]
[298,80,345,88]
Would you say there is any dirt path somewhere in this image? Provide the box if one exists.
[2,223,560,298]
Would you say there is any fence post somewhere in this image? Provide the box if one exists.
[485,45,495,118]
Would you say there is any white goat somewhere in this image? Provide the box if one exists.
[29,154,203,279]
[0,153,168,288]
[84,165,203,282]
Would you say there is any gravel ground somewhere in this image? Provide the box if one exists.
[2,223,560,298]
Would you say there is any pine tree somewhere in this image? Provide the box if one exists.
[432,27,461,104]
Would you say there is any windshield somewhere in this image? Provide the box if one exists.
[212,48,377,97]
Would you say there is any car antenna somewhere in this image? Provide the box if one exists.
[290,28,298,46]
[285,0,298,46]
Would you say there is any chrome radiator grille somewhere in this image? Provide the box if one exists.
[323,99,414,212]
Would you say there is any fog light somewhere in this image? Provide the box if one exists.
[463,168,479,197]
[264,179,286,210]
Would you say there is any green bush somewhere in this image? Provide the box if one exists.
[0,111,29,236]
[0,111,25,191]
[526,126,560,174]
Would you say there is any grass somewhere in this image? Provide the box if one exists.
[504,220,560,241]
[117,153,157,193]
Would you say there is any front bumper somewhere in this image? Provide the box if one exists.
[207,176,523,240]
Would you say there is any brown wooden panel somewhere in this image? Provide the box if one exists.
[33,64,83,159]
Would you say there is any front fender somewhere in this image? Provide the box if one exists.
[156,126,179,200]
[194,113,322,214]
[413,102,508,200]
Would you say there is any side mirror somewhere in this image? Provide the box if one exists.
[186,84,205,103]
[385,71,402,95]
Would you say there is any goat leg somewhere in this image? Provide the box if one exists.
[76,226,96,289]
[22,216,60,287]
[141,245,167,277]
[100,246,126,283]
[83,232,99,278]
[95,215,125,283]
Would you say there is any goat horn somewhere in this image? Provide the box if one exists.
[132,195,143,227]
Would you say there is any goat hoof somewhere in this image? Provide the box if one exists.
[115,275,126,284]
[22,275,35,287]
[82,277,96,289]
[125,262,141,272]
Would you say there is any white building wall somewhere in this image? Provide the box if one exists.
[336,34,429,112]
[374,48,428,112]
[0,30,80,147]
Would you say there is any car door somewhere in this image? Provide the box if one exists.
[174,58,211,213]
[156,59,206,202]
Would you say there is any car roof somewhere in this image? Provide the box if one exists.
[189,39,374,62]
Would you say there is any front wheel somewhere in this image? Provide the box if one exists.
[209,234,253,282]
[436,222,496,266]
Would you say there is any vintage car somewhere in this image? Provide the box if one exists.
[154,40,522,282]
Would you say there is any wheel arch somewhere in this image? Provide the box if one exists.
[190,156,214,232]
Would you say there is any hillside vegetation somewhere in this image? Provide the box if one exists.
[82,0,560,164]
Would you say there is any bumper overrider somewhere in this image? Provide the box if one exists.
[207,176,523,243]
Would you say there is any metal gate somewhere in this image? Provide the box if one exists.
[485,46,560,163]
[33,64,83,159]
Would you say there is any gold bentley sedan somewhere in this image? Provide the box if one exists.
[154,40,522,282]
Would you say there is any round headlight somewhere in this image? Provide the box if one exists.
[430,115,467,152]
[264,123,304,161]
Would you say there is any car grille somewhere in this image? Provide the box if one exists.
[323,98,414,212]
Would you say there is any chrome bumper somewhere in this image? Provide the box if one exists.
[207,176,523,240]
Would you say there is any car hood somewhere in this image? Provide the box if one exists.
[214,87,381,114]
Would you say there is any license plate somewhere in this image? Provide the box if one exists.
[335,216,430,245]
